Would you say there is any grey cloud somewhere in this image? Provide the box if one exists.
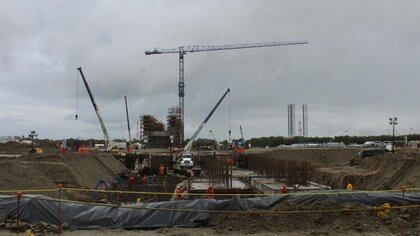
[1,0,419,140]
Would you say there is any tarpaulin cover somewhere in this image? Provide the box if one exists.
[0,191,419,229]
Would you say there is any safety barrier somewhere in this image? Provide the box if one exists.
[0,186,419,196]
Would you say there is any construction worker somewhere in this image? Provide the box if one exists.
[175,186,183,200]
[346,181,354,191]
[280,184,288,194]
[141,175,147,186]
[78,145,87,153]
[128,176,136,185]
[159,164,165,176]
[377,203,391,219]
[205,185,215,199]
[59,143,68,154]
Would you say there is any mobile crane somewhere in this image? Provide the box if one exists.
[77,67,111,150]
[175,88,230,172]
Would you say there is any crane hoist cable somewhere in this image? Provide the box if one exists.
[228,91,231,142]
[75,70,79,120]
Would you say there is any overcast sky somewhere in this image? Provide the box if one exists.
[1,0,419,140]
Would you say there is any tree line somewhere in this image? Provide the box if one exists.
[245,134,420,148]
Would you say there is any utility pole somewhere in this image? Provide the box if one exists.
[124,96,132,146]
[389,117,398,153]
[146,40,308,145]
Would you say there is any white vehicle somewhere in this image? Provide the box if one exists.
[130,142,142,154]
[94,143,106,151]
[180,155,194,168]
[385,144,394,152]
[110,141,127,149]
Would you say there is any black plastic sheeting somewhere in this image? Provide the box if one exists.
[0,191,419,229]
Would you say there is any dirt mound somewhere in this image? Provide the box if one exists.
[311,149,420,190]
[0,151,126,192]
[210,201,420,235]
[244,148,362,167]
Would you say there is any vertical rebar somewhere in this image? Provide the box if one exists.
[58,184,63,234]
[16,192,22,235]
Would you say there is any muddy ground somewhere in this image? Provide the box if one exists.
[1,147,420,235]
[210,201,420,235]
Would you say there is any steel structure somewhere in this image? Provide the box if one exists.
[287,104,296,138]
[145,40,308,143]
[77,67,111,149]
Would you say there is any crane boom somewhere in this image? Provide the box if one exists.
[183,88,230,152]
[77,67,111,149]
[145,41,308,55]
[124,96,132,145]
[240,125,244,140]
[145,40,308,146]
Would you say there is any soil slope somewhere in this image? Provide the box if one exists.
[245,148,362,167]
[311,149,420,190]
[0,151,126,191]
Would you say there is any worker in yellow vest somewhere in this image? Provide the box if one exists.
[346,181,353,190]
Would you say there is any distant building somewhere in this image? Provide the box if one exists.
[287,104,296,137]
[302,104,308,137]
[0,136,20,143]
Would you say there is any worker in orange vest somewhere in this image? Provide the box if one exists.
[280,184,288,194]
[78,145,87,153]
[175,186,183,200]
[205,185,215,199]
[59,144,67,154]
[159,164,165,176]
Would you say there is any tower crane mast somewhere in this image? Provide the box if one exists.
[145,40,308,144]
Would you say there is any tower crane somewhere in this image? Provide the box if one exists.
[77,67,111,150]
[145,40,308,144]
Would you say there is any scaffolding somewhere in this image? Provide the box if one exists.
[140,115,170,148]
[167,107,182,148]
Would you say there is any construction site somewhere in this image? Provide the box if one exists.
[2,2,420,235]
